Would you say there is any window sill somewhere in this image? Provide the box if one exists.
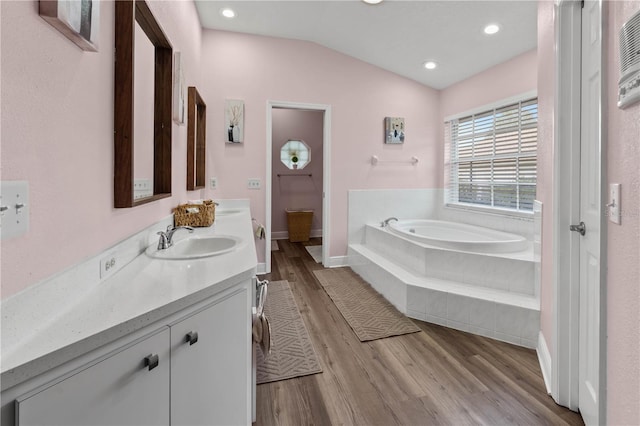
[444,203,534,221]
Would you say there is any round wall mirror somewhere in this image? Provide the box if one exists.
[280,140,310,170]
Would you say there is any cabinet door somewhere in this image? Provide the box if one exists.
[16,328,170,426]
[171,287,250,426]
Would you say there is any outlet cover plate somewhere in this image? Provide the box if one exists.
[100,251,118,279]
[1,181,29,240]
[247,178,261,189]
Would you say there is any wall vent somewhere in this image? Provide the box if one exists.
[618,8,640,109]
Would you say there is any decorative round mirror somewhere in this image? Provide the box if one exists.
[280,140,310,170]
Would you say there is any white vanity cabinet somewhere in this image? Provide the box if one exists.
[170,287,250,426]
[15,328,171,426]
[6,281,252,426]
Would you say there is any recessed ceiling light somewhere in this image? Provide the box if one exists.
[424,61,437,70]
[220,8,236,19]
[362,0,383,4]
[484,24,500,35]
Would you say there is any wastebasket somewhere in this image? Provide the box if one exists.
[286,209,313,242]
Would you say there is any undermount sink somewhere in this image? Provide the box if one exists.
[146,235,241,260]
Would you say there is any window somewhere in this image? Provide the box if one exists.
[445,97,537,213]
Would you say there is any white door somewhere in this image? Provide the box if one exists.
[578,1,606,424]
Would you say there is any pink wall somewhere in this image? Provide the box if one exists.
[271,109,324,234]
[606,2,640,423]
[0,0,203,299]
[200,30,441,262]
[440,49,537,118]
[536,0,557,357]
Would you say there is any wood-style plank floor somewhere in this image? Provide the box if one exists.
[256,238,583,426]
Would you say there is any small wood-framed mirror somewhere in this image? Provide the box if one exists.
[187,87,206,190]
[114,0,172,208]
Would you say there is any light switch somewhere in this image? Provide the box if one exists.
[608,183,621,225]
[1,181,30,240]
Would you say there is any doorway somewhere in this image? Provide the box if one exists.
[553,1,606,424]
[265,101,332,274]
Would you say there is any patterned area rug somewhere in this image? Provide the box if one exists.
[256,280,322,384]
[304,245,322,263]
[313,268,421,342]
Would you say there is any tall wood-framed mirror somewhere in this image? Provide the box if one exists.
[114,0,172,208]
[187,87,206,190]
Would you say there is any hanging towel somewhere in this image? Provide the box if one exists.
[252,311,272,357]
[253,219,266,240]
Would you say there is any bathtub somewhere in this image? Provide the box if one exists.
[388,219,528,253]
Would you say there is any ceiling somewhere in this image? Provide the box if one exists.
[194,1,538,90]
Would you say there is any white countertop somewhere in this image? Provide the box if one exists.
[1,205,257,391]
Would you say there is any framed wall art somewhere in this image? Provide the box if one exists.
[39,0,100,51]
[225,99,244,143]
[173,52,186,125]
[385,116,405,144]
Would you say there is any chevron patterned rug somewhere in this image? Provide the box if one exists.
[256,280,322,384]
[313,268,421,342]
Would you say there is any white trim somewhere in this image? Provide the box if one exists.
[444,203,534,221]
[266,101,332,273]
[443,90,538,122]
[552,0,583,411]
[256,263,267,275]
[323,256,348,268]
[537,331,553,395]
[271,229,323,241]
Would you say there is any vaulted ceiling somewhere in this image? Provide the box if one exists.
[195,1,538,90]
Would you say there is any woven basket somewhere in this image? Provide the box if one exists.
[286,210,313,242]
[174,200,216,227]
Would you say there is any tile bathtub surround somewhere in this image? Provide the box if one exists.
[347,189,440,246]
[364,225,536,295]
[349,221,540,349]
[406,285,539,348]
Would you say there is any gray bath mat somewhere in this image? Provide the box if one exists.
[313,268,421,342]
[256,280,322,384]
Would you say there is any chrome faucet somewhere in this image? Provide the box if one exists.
[157,225,194,250]
[380,217,399,227]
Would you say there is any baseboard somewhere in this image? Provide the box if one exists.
[537,331,552,395]
[324,256,348,268]
[271,229,322,240]
[271,231,288,240]
[256,263,267,275]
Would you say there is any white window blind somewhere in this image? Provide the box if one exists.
[445,98,537,212]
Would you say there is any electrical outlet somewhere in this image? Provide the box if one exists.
[210,177,218,190]
[100,252,118,279]
[247,178,261,189]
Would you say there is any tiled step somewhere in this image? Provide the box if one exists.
[348,243,539,348]
[363,225,536,296]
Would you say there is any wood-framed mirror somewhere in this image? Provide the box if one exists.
[187,87,206,190]
[114,0,172,208]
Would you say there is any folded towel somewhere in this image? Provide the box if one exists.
[252,311,272,357]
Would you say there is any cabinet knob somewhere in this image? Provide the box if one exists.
[185,331,199,346]
[144,354,159,371]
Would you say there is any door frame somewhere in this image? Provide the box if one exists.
[264,101,332,274]
[552,0,607,419]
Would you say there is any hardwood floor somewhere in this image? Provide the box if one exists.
[256,239,583,426]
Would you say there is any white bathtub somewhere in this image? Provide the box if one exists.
[388,219,528,253]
